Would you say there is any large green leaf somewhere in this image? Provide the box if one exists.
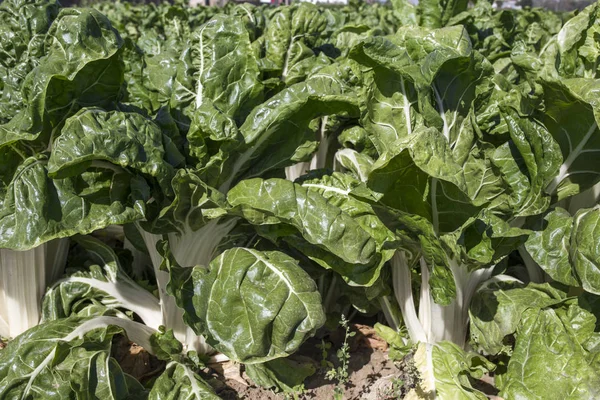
[0,8,123,150]
[0,155,146,250]
[228,178,378,266]
[418,0,468,29]
[541,78,600,199]
[172,14,263,127]
[548,1,600,79]
[469,282,566,355]
[258,3,329,84]
[216,65,361,191]
[0,0,60,124]
[163,246,325,364]
[500,306,600,399]
[48,108,177,194]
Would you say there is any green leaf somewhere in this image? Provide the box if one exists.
[525,206,600,294]
[469,282,567,355]
[0,8,123,150]
[0,155,145,250]
[541,78,600,199]
[0,317,155,399]
[245,358,315,393]
[163,246,325,364]
[48,108,176,193]
[0,0,60,124]
[500,306,600,399]
[149,361,220,400]
[228,178,378,266]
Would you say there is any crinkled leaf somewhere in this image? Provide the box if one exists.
[162,246,325,364]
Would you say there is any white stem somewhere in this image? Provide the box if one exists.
[52,276,163,330]
[136,218,237,355]
[478,274,523,290]
[285,162,310,181]
[66,316,158,352]
[0,239,69,338]
[417,258,495,348]
[391,251,427,343]
[310,116,330,170]
[567,181,600,214]
[418,257,432,339]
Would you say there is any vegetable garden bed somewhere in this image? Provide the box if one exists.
[1,0,599,398]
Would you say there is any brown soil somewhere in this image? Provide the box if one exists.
[210,322,410,400]
[111,335,166,383]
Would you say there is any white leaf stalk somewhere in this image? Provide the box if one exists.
[383,251,499,399]
[0,239,69,338]
[137,218,237,358]
[387,251,495,348]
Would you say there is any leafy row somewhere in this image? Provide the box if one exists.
[0,0,599,398]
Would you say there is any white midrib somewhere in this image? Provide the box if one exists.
[179,361,205,398]
[335,149,370,182]
[400,76,412,135]
[282,34,299,80]
[433,85,450,141]
[59,277,162,330]
[195,26,207,110]
[302,183,350,195]
[547,122,598,194]
[245,249,298,295]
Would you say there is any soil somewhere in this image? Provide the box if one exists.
[211,322,404,400]
[111,335,166,383]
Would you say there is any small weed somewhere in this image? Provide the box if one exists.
[325,314,355,400]
[282,385,308,400]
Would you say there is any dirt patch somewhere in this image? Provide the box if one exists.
[111,335,166,383]
[0,339,5,350]
[210,322,409,400]
[211,347,400,400]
